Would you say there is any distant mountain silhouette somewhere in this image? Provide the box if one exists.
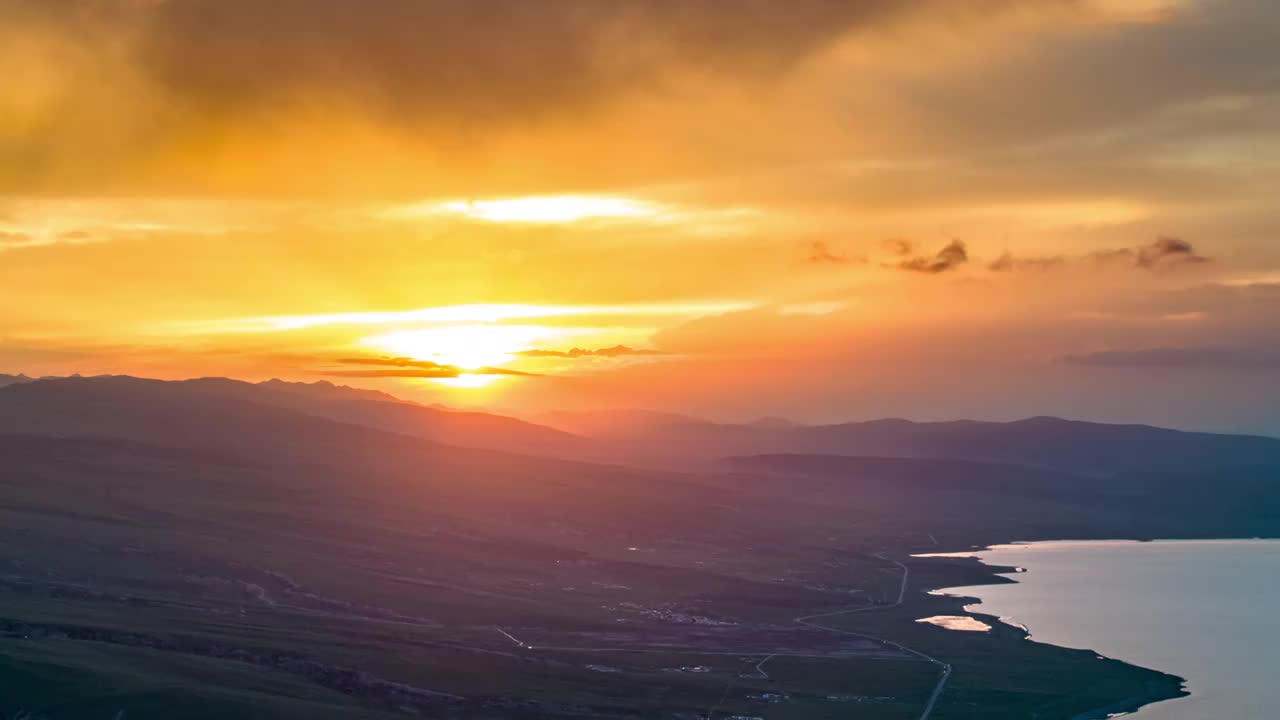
[257,377,408,405]
[721,452,1280,542]
[746,416,803,429]
[532,408,711,436]
[543,411,1280,474]
[5,375,1279,475]
[0,375,590,460]
[0,373,34,389]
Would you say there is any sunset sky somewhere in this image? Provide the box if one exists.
[3,0,1280,432]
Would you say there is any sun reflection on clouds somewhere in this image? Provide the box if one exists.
[379,194,766,235]
[173,301,755,334]
[145,301,746,391]
[386,195,666,224]
[1084,0,1188,24]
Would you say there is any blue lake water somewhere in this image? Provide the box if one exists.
[928,539,1280,719]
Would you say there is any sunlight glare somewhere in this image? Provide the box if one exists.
[359,324,560,370]
[430,374,504,389]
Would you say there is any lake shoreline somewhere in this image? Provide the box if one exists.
[1067,684,1190,720]
[916,537,1280,719]
[966,601,1191,720]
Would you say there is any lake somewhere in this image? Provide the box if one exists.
[927,539,1280,719]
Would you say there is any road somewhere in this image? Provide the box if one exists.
[495,627,528,648]
[501,553,952,720]
[789,555,951,720]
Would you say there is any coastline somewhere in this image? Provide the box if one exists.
[1067,685,1189,720]
[908,539,1247,720]
[913,536,1280,718]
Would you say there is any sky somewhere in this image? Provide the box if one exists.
[2,0,1280,433]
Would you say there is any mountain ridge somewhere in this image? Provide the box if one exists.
[0,374,591,461]
[5,374,1280,475]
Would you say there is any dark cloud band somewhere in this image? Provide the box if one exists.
[516,345,664,359]
[328,356,537,378]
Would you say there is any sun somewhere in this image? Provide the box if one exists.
[362,325,531,369]
[430,374,505,389]
[358,324,560,388]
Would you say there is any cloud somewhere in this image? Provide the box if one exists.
[1063,346,1280,370]
[132,1,929,117]
[1135,236,1212,269]
[322,369,464,379]
[806,241,859,264]
[2,0,1116,196]
[0,231,33,248]
[990,237,1211,273]
[4,0,1278,225]
[0,229,100,252]
[882,238,914,257]
[988,252,1066,272]
[895,239,969,274]
[516,345,665,359]
[1091,236,1211,270]
[0,2,996,152]
[327,356,537,379]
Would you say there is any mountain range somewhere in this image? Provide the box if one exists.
[5,375,1280,476]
